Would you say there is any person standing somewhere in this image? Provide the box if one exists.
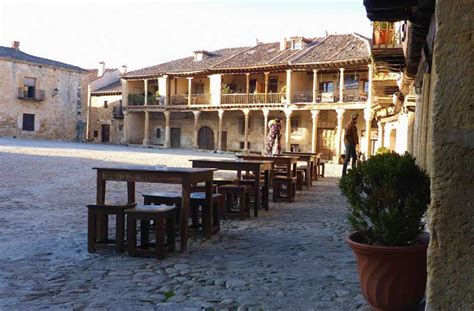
[265,118,282,155]
[342,113,359,176]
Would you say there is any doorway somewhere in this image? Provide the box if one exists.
[317,128,335,160]
[171,128,181,148]
[101,124,110,142]
[198,126,215,150]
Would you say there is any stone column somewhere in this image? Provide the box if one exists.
[217,109,224,151]
[144,79,148,106]
[339,68,344,103]
[143,111,150,146]
[286,69,292,104]
[164,111,171,148]
[262,108,270,148]
[312,69,319,103]
[284,108,293,151]
[364,108,373,157]
[245,73,250,104]
[193,111,200,149]
[334,108,345,162]
[187,77,193,106]
[311,110,320,153]
[243,108,250,153]
[264,72,269,103]
[377,121,384,151]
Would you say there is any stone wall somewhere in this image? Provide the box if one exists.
[426,0,474,308]
[0,59,88,140]
[88,94,123,144]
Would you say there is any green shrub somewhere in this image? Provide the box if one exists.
[376,146,391,155]
[339,152,430,246]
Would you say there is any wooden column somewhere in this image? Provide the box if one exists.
[187,77,193,106]
[286,69,292,104]
[164,111,171,148]
[245,73,250,104]
[364,108,373,157]
[217,109,224,151]
[311,110,320,153]
[193,111,200,149]
[262,108,269,148]
[163,75,169,106]
[335,108,345,162]
[339,68,344,103]
[284,109,292,151]
[144,79,148,106]
[264,72,269,103]
[243,108,250,153]
[312,69,318,103]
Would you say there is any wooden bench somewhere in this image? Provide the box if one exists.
[272,176,297,203]
[87,202,136,253]
[126,204,176,259]
[297,165,311,189]
[218,184,251,220]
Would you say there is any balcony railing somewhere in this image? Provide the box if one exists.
[221,93,285,105]
[291,91,313,103]
[17,88,45,101]
[372,21,402,48]
[128,94,159,106]
[191,93,210,105]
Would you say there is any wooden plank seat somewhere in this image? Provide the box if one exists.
[272,176,297,203]
[142,191,222,238]
[126,204,176,259]
[87,202,137,253]
[218,184,251,220]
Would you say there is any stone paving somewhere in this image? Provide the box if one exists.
[0,138,367,310]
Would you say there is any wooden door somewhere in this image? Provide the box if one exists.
[198,126,215,150]
[101,124,110,142]
[221,131,227,151]
[171,128,181,148]
[317,128,335,160]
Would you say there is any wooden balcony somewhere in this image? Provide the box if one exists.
[221,93,285,105]
[17,87,45,101]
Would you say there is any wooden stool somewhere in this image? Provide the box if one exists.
[272,176,297,203]
[190,192,223,238]
[126,204,176,259]
[87,202,136,253]
[318,160,326,178]
[297,165,311,189]
[296,169,304,191]
[218,185,251,220]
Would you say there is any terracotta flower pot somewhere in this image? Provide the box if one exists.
[347,232,429,311]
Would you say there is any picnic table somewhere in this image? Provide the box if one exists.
[190,159,273,216]
[236,154,298,178]
[282,152,322,180]
[92,165,216,251]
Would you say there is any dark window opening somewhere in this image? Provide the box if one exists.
[93,130,98,138]
[269,77,278,93]
[320,82,333,93]
[23,77,36,99]
[239,142,250,149]
[104,100,108,108]
[344,74,360,90]
[22,113,35,131]
[249,79,257,93]
[156,128,161,139]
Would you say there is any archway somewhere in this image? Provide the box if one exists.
[198,126,215,150]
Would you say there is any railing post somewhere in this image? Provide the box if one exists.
[312,69,318,103]
[339,68,344,103]
[245,73,250,105]
[264,72,269,104]
[187,77,193,106]
[286,69,292,104]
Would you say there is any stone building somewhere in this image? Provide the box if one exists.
[364,0,473,308]
[86,62,126,144]
[0,41,88,140]
[121,34,376,161]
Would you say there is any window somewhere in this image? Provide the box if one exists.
[291,117,300,132]
[104,100,108,108]
[344,74,359,90]
[93,130,98,138]
[23,77,36,98]
[363,81,369,93]
[22,113,35,131]
[269,77,278,93]
[292,41,302,50]
[156,128,161,139]
[239,142,250,149]
[249,79,257,93]
[320,82,333,93]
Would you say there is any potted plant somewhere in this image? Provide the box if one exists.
[339,152,430,311]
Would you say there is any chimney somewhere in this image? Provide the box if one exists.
[120,65,127,74]
[11,41,20,50]
[280,37,287,51]
[98,61,105,77]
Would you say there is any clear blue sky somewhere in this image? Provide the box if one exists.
[0,0,371,71]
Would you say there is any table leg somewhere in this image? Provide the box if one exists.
[127,181,135,204]
[203,180,213,238]
[253,169,260,217]
[96,172,107,241]
[307,160,312,188]
[180,184,191,251]
[263,169,269,211]
[292,163,297,178]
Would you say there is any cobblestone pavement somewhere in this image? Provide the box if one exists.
[0,138,367,310]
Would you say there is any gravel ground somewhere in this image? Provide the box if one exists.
[0,138,367,310]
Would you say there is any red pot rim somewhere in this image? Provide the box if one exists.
[347,232,429,255]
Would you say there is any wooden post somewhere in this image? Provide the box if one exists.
[245,73,250,104]
[339,68,344,103]
[312,69,318,103]
[264,72,269,103]
[187,77,193,106]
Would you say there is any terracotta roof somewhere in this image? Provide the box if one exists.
[0,46,84,72]
[123,33,370,78]
[91,80,122,95]
[125,47,249,78]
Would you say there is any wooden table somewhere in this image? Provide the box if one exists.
[281,153,316,186]
[93,165,216,251]
[236,155,298,178]
[190,159,273,216]
[282,152,321,180]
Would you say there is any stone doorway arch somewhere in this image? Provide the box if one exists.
[198,126,215,150]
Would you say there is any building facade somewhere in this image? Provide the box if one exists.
[121,34,376,161]
[0,41,88,140]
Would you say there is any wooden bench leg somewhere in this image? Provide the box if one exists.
[202,204,212,239]
[116,212,125,253]
[167,212,176,252]
[239,192,246,220]
[127,216,136,257]
[140,220,150,249]
[88,209,97,253]
[155,216,165,259]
